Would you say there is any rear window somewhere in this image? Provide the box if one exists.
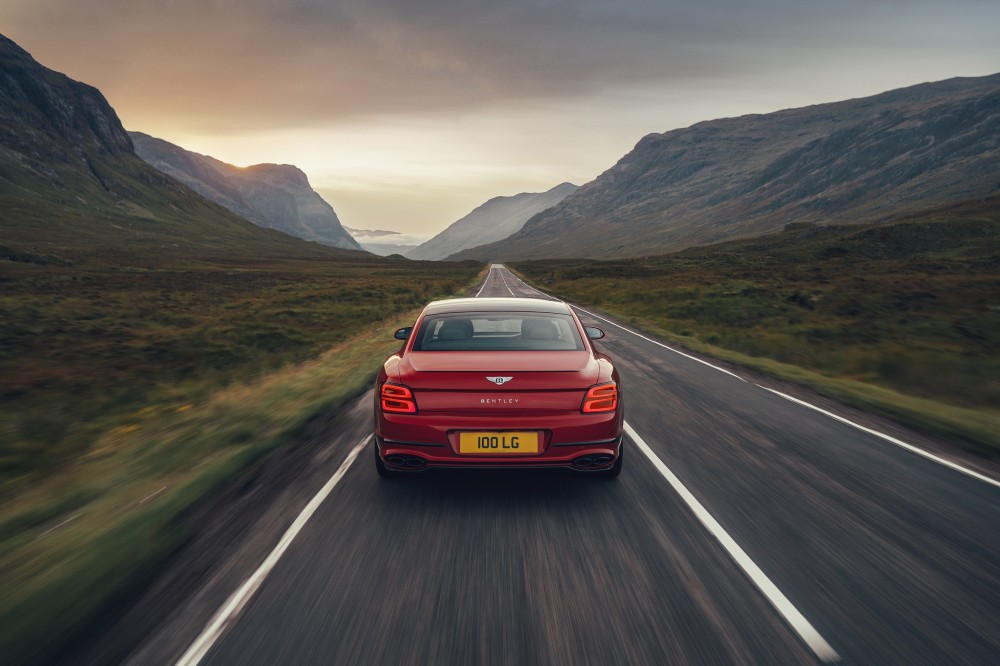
[412,313,585,351]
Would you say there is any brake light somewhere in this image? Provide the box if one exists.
[582,382,618,413]
[381,383,417,414]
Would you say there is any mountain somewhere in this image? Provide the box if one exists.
[130,132,361,250]
[453,74,1000,261]
[405,182,578,260]
[0,33,362,265]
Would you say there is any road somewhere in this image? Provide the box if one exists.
[113,264,1000,665]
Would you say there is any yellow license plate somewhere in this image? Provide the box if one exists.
[459,431,539,454]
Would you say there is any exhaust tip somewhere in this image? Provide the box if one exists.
[386,454,426,469]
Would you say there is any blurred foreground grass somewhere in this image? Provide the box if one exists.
[512,197,1000,455]
[0,256,482,662]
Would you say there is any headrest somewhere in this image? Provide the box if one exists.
[438,318,473,341]
[521,318,560,341]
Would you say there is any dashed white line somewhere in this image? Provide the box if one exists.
[175,435,371,666]
[625,422,841,663]
[496,264,515,296]
[757,386,1000,489]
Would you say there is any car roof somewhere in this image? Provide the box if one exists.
[423,297,572,315]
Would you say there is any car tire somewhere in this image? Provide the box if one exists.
[374,439,401,479]
[595,440,624,479]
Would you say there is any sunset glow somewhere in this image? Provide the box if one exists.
[3,0,999,235]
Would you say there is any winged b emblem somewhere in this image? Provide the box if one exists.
[486,376,513,385]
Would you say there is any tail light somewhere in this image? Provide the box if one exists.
[381,383,417,414]
[582,382,618,413]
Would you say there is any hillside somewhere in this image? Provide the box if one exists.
[406,182,577,260]
[0,33,363,267]
[513,194,1000,449]
[457,74,1000,260]
[131,132,362,250]
[0,33,481,663]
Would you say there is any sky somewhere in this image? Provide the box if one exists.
[3,0,999,238]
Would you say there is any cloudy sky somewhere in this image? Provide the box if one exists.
[3,0,999,237]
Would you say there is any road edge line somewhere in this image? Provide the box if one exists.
[625,421,841,663]
[174,434,371,666]
[757,386,1000,489]
[508,268,999,489]
[568,304,746,381]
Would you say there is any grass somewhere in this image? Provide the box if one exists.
[511,196,1000,455]
[0,315,430,662]
[0,76,488,661]
[0,257,477,492]
[0,245,483,662]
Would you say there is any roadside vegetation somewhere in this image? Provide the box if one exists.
[0,249,481,661]
[512,196,1000,455]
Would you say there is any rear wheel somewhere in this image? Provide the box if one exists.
[595,440,623,479]
[374,439,401,479]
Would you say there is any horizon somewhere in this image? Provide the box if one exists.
[3,0,999,236]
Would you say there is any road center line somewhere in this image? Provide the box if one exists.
[625,422,841,663]
[175,434,370,666]
[497,265,515,295]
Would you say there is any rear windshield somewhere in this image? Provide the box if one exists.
[412,313,585,351]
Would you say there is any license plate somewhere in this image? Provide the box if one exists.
[459,431,539,454]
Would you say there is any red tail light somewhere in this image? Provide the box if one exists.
[381,383,417,414]
[582,382,618,413]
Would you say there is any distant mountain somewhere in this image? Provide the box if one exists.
[454,74,1000,260]
[130,133,361,250]
[0,33,362,264]
[360,242,420,256]
[405,182,578,260]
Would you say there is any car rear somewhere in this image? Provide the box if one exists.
[374,299,623,475]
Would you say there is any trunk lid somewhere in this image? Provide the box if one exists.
[398,351,598,413]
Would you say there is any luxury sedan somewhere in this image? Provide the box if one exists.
[374,297,624,477]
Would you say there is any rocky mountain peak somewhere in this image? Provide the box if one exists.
[0,32,132,159]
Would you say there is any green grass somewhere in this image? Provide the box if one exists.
[0,257,478,491]
[0,87,488,661]
[511,196,1000,455]
[0,260,486,663]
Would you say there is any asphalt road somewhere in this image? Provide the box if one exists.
[115,264,1000,665]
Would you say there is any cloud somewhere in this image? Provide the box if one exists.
[7,0,997,135]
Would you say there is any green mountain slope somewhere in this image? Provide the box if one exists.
[458,73,1000,260]
[0,33,363,266]
[130,132,363,251]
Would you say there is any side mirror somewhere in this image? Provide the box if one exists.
[585,326,605,340]
[394,327,412,341]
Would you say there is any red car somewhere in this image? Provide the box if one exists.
[374,297,624,477]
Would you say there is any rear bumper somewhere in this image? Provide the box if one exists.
[375,409,623,471]
[376,436,622,471]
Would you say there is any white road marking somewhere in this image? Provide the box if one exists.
[496,265,515,295]
[570,304,747,382]
[504,265,1000,489]
[174,435,371,666]
[37,513,80,539]
[758,386,1000,489]
[474,266,493,297]
[140,486,167,504]
[625,422,841,663]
